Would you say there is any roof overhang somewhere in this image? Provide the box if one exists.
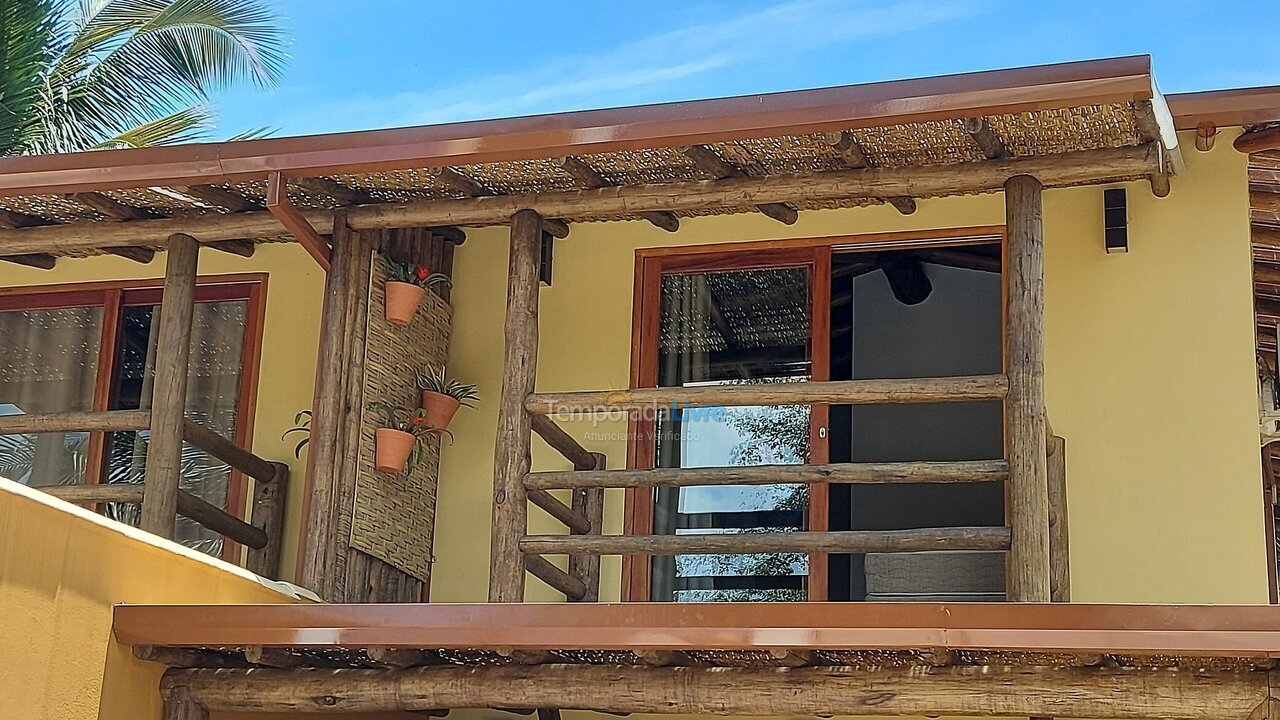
[0,55,1160,197]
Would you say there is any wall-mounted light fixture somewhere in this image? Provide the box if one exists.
[1104,187,1128,254]
[539,230,554,286]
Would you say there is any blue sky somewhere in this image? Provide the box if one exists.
[213,0,1280,139]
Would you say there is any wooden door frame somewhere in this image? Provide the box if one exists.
[622,226,1006,602]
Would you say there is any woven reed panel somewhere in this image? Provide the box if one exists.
[348,256,451,582]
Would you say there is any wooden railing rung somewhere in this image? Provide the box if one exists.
[530,414,597,470]
[0,410,151,435]
[521,527,1011,556]
[527,489,592,534]
[176,489,268,550]
[42,483,144,504]
[525,375,1008,415]
[41,483,268,551]
[526,460,1008,490]
[525,553,587,601]
[182,419,277,483]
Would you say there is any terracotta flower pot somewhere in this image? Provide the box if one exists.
[385,281,425,326]
[421,390,462,431]
[375,428,416,473]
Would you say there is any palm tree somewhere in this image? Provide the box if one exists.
[0,0,287,155]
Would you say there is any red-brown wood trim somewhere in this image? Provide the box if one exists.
[84,288,123,490]
[623,228,1007,602]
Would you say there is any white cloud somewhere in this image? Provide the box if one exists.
[293,0,980,131]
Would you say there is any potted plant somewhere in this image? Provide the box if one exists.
[382,254,450,326]
[416,366,479,431]
[282,409,311,458]
[368,401,431,474]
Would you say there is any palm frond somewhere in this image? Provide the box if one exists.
[94,105,210,148]
[0,0,60,153]
[31,0,288,152]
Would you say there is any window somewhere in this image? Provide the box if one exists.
[0,277,265,558]
[627,232,1005,602]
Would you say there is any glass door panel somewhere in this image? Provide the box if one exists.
[0,306,103,486]
[106,300,249,554]
[649,266,815,602]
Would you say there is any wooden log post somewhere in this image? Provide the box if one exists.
[140,233,199,539]
[1004,174,1051,602]
[567,452,606,601]
[1047,435,1070,602]
[246,462,289,578]
[297,211,360,598]
[490,208,544,602]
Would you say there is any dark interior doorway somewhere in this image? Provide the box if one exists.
[827,244,1006,601]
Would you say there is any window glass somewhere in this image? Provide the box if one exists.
[650,267,811,602]
[0,306,103,486]
[106,300,248,554]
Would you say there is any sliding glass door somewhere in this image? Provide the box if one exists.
[630,248,829,601]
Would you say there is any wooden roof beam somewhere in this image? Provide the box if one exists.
[681,145,797,224]
[1255,224,1280,248]
[266,171,331,270]
[557,156,679,232]
[430,166,570,237]
[291,176,379,206]
[1236,124,1280,154]
[0,207,52,228]
[824,131,917,215]
[1132,100,1179,197]
[161,662,1272,718]
[69,191,157,220]
[0,253,56,269]
[174,184,263,213]
[961,117,1009,160]
[66,192,161,262]
[0,145,1162,255]
[1254,189,1280,214]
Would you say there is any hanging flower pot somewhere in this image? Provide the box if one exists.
[421,390,462,430]
[382,254,452,327]
[374,427,417,473]
[384,281,425,326]
[416,366,480,432]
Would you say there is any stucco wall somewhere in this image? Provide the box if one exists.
[437,129,1267,604]
[0,479,305,720]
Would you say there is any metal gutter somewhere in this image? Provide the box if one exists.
[0,56,1155,197]
[1167,86,1280,131]
[113,602,1280,658]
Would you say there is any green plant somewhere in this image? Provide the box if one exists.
[415,366,480,407]
[1,0,288,155]
[382,254,452,289]
[368,401,435,473]
[282,410,311,459]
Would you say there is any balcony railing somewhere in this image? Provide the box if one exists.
[0,410,288,577]
[511,375,1070,603]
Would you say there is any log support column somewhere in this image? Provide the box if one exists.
[489,208,543,602]
[297,211,363,598]
[1004,174,1051,602]
[140,234,199,539]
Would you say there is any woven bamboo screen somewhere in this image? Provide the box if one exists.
[348,257,451,582]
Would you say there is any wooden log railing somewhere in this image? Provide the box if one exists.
[490,179,1055,604]
[0,407,289,578]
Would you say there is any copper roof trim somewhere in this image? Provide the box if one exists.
[113,602,1280,658]
[1167,86,1280,131]
[0,56,1155,197]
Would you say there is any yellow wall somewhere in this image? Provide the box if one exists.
[438,130,1268,604]
[0,478,306,720]
[0,241,326,582]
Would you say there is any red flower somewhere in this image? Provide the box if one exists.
[415,266,430,280]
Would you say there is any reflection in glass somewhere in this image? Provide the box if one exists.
[106,301,248,555]
[651,267,811,602]
[0,306,103,486]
